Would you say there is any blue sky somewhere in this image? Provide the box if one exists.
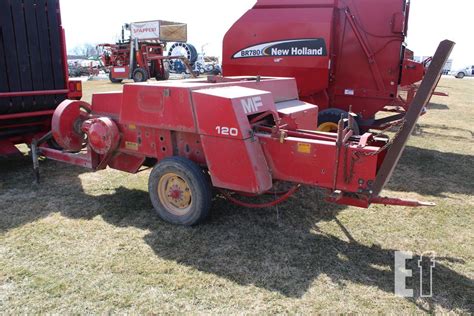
[61,0,473,69]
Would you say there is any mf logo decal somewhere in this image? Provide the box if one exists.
[233,39,327,59]
[241,96,264,114]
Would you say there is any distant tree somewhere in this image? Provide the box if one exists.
[71,43,98,58]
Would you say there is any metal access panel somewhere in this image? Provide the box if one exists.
[0,0,67,115]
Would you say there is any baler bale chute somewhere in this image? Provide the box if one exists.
[33,39,454,226]
[223,0,447,133]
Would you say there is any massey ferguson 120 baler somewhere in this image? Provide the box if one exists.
[223,0,438,133]
[0,0,81,157]
[33,38,453,226]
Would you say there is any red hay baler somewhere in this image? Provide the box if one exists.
[223,0,442,133]
[33,38,453,226]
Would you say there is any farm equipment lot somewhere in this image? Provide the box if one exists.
[1,77,473,313]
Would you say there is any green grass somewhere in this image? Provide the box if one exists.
[0,77,473,313]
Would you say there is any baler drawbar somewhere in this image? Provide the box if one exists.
[33,41,454,226]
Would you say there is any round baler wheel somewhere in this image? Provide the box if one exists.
[109,71,123,84]
[148,157,212,226]
[317,108,360,135]
[132,68,148,82]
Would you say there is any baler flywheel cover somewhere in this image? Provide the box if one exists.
[82,117,120,155]
[51,100,91,152]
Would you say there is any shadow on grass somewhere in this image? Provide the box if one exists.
[387,146,474,197]
[0,154,472,312]
[414,124,474,140]
[427,103,450,110]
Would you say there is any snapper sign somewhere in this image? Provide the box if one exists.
[131,21,161,40]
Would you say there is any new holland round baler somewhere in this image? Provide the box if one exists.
[223,0,438,133]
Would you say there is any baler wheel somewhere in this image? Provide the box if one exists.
[149,157,212,226]
[317,108,360,135]
[318,122,339,133]
[133,68,148,82]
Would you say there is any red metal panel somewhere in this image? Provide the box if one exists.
[215,77,300,103]
[91,92,123,117]
[224,7,333,98]
[174,132,206,165]
[259,134,379,193]
[120,84,197,132]
[108,152,145,173]
[400,59,425,86]
[276,99,318,130]
[200,136,272,194]
[191,86,276,192]
[192,86,278,139]
[40,147,100,169]
[111,66,130,79]
[329,0,406,119]
[0,140,21,156]
[255,0,337,7]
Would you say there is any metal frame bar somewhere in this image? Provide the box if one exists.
[0,110,54,120]
[0,89,68,98]
[345,9,385,91]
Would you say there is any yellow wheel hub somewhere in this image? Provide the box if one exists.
[318,122,339,133]
[158,173,192,216]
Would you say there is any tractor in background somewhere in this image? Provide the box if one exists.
[99,21,197,83]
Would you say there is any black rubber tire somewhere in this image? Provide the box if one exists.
[318,108,360,135]
[156,61,170,81]
[133,68,148,82]
[148,157,212,226]
[456,72,465,79]
[188,44,198,64]
[109,71,123,83]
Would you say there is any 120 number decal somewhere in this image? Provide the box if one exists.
[216,126,239,137]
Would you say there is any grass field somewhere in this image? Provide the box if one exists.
[0,77,473,314]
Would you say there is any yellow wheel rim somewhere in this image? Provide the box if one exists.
[318,122,339,133]
[158,173,192,216]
